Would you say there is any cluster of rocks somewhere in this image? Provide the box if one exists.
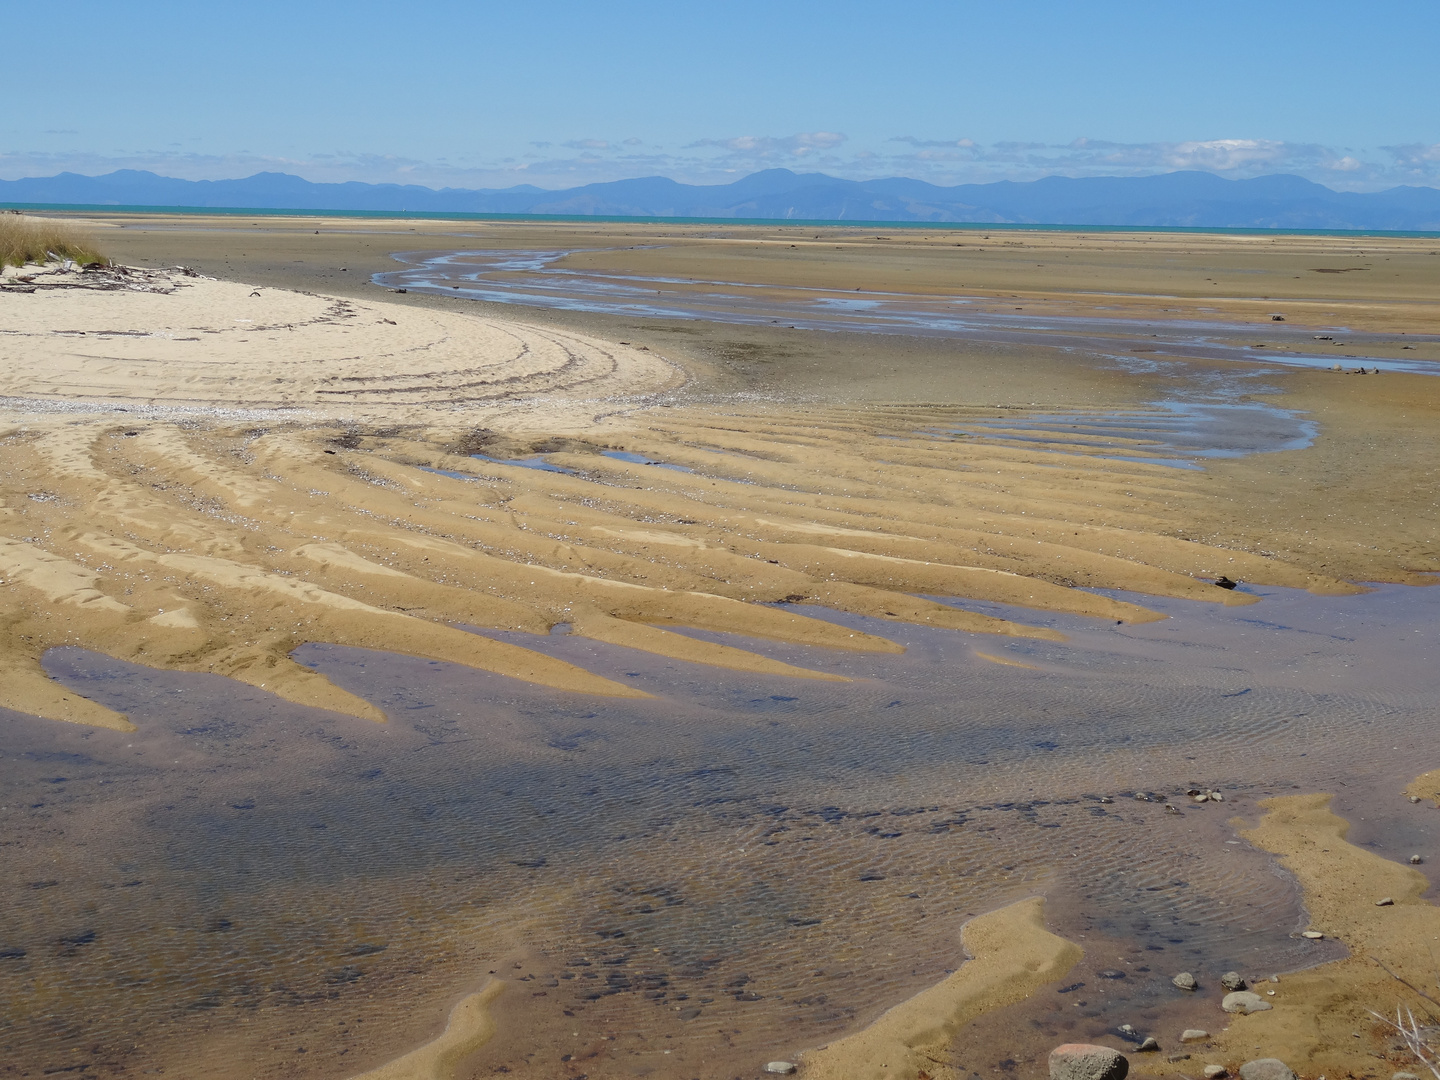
[1049,1043,1299,1080]
[1044,969,1295,1080]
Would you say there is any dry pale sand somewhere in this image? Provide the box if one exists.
[3,219,1440,1079]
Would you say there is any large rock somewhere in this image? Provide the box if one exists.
[1239,1059,1296,1080]
[1050,1043,1129,1080]
[1222,991,1273,1014]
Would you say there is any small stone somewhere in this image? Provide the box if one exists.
[1166,804,1183,815]
[1209,791,1225,802]
[1205,1067,1228,1079]
[1410,855,1423,864]
[1168,1054,1192,1064]
[1222,991,1272,1014]
[1181,1029,1210,1042]
[1376,897,1395,906]
[1194,794,1210,802]
[1394,1071,1422,1080]
[764,1063,797,1076]
[1099,796,1114,804]
[1411,795,1423,803]
[1302,930,1324,939]
[1138,1037,1160,1052]
[1049,1043,1129,1080]
[1173,972,1198,991]
[1239,1059,1296,1080]
[1221,971,1246,991]
[1118,1025,1135,1035]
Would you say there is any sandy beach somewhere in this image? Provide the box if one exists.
[2,214,1438,1080]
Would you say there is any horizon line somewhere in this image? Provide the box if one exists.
[6,202,1439,240]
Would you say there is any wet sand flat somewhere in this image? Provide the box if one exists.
[1,214,1439,1080]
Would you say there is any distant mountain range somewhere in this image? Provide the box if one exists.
[4,167,1440,231]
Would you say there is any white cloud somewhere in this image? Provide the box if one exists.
[685,131,846,157]
[1165,138,1289,171]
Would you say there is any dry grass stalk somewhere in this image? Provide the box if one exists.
[0,212,106,269]
[1370,1005,1440,1080]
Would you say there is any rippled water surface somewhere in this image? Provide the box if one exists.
[2,584,1438,1078]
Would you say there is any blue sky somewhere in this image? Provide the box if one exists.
[5,0,1438,191]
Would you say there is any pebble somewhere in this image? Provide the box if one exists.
[1173,972,1198,991]
[1181,1029,1210,1042]
[1394,1072,1422,1080]
[1205,1067,1228,1079]
[1221,971,1246,991]
[1222,991,1273,1014]
[1239,1059,1296,1080]
[1138,1037,1160,1052]
[1376,897,1395,906]
[1049,1043,1129,1080]
[764,1063,797,1075]
[1302,930,1325,939]
[1410,855,1423,864]
[1410,795,1422,804]
[1168,1054,1192,1064]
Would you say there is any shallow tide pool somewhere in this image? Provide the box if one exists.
[2,583,1436,1078]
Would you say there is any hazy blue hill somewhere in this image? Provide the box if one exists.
[4,167,1439,230]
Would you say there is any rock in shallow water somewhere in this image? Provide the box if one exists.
[1204,1066,1228,1078]
[1239,1059,1296,1080]
[1050,1043,1129,1080]
[1222,991,1273,1014]
[1138,1037,1160,1052]
[764,1063,796,1075]
[1221,971,1246,991]
[1173,972,1198,990]
[1181,1029,1210,1042]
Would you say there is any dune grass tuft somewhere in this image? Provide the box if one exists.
[0,212,107,269]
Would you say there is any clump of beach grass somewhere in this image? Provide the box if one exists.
[0,212,107,269]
